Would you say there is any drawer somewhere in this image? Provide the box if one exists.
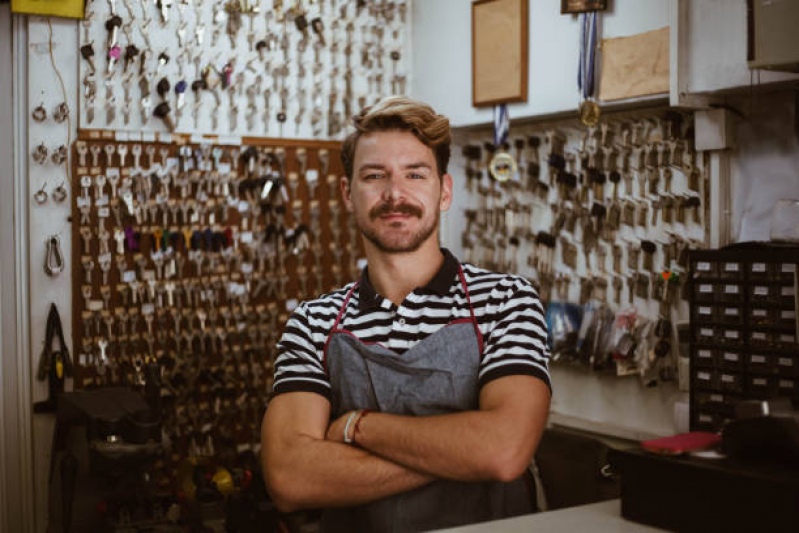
[777,308,797,328]
[718,349,744,371]
[720,327,744,347]
[775,261,797,283]
[719,305,743,326]
[748,330,774,348]
[692,260,718,279]
[693,282,717,303]
[692,368,717,391]
[746,375,780,399]
[693,347,717,368]
[778,284,796,306]
[774,331,798,349]
[747,260,773,281]
[718,371,744,394]
[719,260,743,280]
[775,355,798,378]
[718,283,743,303]
[692,304,716,325]
[694,326,718,345]
[746,352,774,374]
[749,307,774,327]
[777,377,799,401]
[749,284,776,305]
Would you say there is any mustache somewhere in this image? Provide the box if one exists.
[369,201,423,220]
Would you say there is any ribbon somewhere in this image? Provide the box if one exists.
[578,12,598,100]
[493,104,509,149]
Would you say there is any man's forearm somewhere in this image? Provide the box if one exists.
[263,429,434,512]
[347,377,550,483]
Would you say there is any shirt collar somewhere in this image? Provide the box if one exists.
[358,248,460,311]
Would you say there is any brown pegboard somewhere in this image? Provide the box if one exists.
[70,130,363,471]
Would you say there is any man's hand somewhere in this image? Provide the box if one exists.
[261,393,434,513]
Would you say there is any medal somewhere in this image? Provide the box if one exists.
[578,11,601,126]
[489,151,517,182]
[579,99,601,127]
[489,103,517,182]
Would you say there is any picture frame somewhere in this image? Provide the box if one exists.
[561,0,608,14]
[471,0,529,107]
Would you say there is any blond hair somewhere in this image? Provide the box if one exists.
[341,96,451,180]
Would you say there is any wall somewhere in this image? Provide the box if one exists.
[729,90,799,242]
[412,0,670,127]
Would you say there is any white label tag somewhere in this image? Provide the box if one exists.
[218,162,231,174]
[698,349,712,358]
[77,196,91,208]
[781,310,796,320]
[754,286,768,296]
[699,414,712,423]
[753,309,767,317]
[697,261,711,271]
[781,263,796,273]
[98,253,112,263]
[780,334,796,344]
[752,332,767,341]
[723,352,738,361]
[123,270,136,283]
[724,262,739,272]
[238,200,249,212]
[721,374,734,383]
[724,284,739,294]
[306,168,319,183]
[710,394,723,402]
[698,371,711,380]
[240,262,253,274]
[752,262,766,272]
[779,380,794,389]
[724,307,739,316]
[285,299,299,312]
[751,355,766,364]
[778,358,793,367]
[97,207,110,218]
[781,286,795,297]
[96,195,109,206]
[240,232,253,244]
[753,378,766,386]
[724,330,739,339]
[88,300,104,311]
[700,328,713,337]
[699,284,713,293]
[141,303,154,315]
[699,306,712,315]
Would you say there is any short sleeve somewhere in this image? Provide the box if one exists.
[271,303,331,400]
[478,279,552,393]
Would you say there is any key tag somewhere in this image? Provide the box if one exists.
[489,104,516,182]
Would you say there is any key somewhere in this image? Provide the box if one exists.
[131,144,142,168]
[641,240,656,270]
[76,142,89,167]
[80,227,93,255]
[90,144,102,167]
[83,257,95,284]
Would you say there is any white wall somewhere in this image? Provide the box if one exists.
[729,90,799,242]
[685,0,799,95]
[412,0,670,127]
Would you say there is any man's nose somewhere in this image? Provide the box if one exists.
[380,174,406,201]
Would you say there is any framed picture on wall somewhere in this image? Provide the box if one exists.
[472,0,529,107]
[561,0,608,14]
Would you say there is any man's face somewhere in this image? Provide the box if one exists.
[342,130,453,254]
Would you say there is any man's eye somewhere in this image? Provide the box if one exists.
[409,173,425,179]
[364,174,383,180]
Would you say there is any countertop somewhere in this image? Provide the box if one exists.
[435,499,666,533]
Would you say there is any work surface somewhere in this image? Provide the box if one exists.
[435,500,665,533]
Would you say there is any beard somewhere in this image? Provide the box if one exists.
[358,198,439,254]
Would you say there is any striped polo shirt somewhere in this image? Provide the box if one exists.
[272,248,551,399]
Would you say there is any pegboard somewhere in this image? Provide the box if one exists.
[69,129,363,477]
[78,0,411,138]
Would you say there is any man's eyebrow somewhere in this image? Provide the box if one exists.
[403,162,432,170]
[357,163,387,171]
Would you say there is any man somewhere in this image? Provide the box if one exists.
[261,96,551,532]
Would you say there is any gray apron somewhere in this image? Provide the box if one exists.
[321,266,534,533]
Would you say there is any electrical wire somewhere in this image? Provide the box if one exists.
[47,18,71,190]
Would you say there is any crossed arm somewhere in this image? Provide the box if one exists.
[260,375,550,513]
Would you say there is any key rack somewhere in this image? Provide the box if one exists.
[70,129,364,478]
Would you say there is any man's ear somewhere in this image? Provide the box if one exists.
[439,173,454,212]
[340,176,354,212]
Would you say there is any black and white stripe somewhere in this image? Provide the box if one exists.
[272,262,551,399]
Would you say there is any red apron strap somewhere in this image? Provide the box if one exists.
[457,266,484,357]
[323,282,359,372]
